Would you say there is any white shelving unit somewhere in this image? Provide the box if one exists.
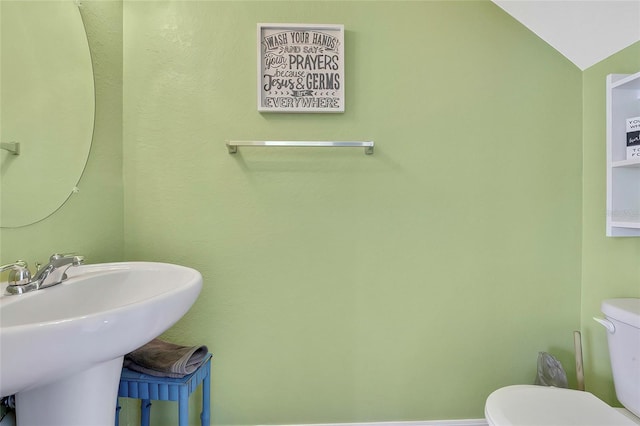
[606,72,640,236]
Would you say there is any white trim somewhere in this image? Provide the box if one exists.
[261,419,488,426]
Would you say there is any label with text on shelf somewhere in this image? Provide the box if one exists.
[627,116,640,160]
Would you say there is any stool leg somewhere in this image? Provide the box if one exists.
[115,400,121,426]
[200,362,211,426]
[178,387,189,426]
[141,400,152,426]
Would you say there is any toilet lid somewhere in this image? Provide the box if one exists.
[485,385,640,426]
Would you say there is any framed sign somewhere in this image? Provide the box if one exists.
[257,23,344,113]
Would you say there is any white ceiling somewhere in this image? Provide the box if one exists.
[492,0,640,70]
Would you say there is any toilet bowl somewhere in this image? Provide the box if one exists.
[485,298,640,426]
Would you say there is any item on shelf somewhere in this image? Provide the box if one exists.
[627,116,640,160]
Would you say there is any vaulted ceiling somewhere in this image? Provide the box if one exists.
[492,0,640,70]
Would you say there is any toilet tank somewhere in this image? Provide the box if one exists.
[601,298,640,418]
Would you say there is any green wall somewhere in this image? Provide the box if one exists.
[123,1,581,424]
[581,41,640,405]
[5,2,639,426]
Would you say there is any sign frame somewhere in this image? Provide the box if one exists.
[257,23,345,113]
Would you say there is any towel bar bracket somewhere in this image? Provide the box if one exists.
[1,142,20,155]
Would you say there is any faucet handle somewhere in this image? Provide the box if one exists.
[48,253,85,267]
[8,267,31,285]
[0,260,31,285]
[0,260,28,271]
[49,253,71,262]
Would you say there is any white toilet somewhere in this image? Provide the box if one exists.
[485,298,640,426]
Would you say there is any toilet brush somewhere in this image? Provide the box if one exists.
[574,330,585,391]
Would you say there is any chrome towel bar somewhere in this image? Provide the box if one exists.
[226,140,374,155]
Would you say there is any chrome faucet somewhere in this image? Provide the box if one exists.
[5,254,84,295]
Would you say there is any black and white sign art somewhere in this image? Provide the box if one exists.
[258,23,344,113]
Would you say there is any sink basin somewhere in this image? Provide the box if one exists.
[0,261,202,425]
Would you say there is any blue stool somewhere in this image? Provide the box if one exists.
[116,354,212,426]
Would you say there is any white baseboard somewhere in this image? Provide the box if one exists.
[267,420,488,426]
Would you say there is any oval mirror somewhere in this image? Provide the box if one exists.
[1,1,95,228]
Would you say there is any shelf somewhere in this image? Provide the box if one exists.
[606,71,640,237]
[609,223,640,237]
[610,72,640,90]
[612,159,640,168]
[611,222,640,229]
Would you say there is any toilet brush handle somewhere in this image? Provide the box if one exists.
[574,330,585,391]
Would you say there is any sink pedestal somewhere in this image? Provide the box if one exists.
[15,357,123,426]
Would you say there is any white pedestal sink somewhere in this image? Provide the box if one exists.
[0,262,202,426]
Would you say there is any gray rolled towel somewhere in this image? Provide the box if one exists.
[124,338,209,378]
